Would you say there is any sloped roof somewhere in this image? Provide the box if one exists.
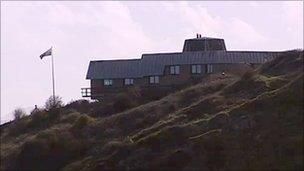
[86,51,283,79]
[86,59,141,79]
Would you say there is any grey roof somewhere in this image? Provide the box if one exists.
[86,59,141,79]
[86,51,283,79]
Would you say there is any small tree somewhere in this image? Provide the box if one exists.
[45,95,63,111]
[13,108,26,120]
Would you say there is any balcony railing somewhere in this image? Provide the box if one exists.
[81,84,187,98]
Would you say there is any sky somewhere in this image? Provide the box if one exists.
[1,1,303,124]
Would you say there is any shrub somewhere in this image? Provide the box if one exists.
[29,110,49,128]
[90,103,116,117]
[140,88,170,102]
[47,107,61,122]
[179,89,198,106]
[61,108,78,116]
[241,70,256,81]
[125,86,141,99]
[113,93,137,112]
[61,112,81,123]
[36,130,58,144]
[8,118,29,136]
[45,95,63,111]
[65,100,90,113]
[72,115,94,130]
[13,108,26,120]
[17,138,50,170]
[16,131,89,171]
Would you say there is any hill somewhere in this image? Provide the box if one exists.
[1,50,303,170]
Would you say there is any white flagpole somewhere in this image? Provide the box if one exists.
[51,46,56,103]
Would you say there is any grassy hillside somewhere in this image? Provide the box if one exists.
[1,50,303,171]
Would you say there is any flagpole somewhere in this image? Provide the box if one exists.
[51,46,56,102]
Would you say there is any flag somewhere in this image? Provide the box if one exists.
[40,48,52,59]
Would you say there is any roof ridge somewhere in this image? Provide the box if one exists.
[142,52,182,56]
[90,58,141,62]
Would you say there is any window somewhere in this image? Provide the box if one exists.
[207,64,213,73]
[149,76,159,84]
[104,79,113,86]
[124,78,134,85]
[191,65,202,74]
[170,65,180,75]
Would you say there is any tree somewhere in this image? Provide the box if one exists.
[45,95,63,111]
[13,108,26,120]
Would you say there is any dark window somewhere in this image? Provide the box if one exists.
[124,78,134,85]
[104,79,113,86]
[149,76,159,84]
[170,65,180,75]
[191,65,202,74]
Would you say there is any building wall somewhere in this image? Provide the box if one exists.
[90,63,256,99]
[91,78,124,97]
[160,64,207,86]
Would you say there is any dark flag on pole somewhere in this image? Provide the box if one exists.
[39,46,56,103]
[40,48,52,59]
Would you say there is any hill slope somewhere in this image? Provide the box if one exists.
[1,50,303,171]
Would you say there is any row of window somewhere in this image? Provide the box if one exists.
[170,64,213,75]
[104,78,135,86]
[103,64,213,86]
[103,77,159,86]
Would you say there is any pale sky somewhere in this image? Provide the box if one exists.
[1,1,303,124]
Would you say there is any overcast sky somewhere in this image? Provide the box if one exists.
[1,1,303,123]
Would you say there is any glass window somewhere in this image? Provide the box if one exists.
[170,66,175,74]
[175,66,180,74]
[104,79,113,86]
[150,76,154,84]
[197,65,201,73]
[207,64,213,73]
[155,76,159,83]
[170,65,180,75]
[149,76,159,84]
[191,65,196,73]
[124,78,134,85]
[191,65,202,74]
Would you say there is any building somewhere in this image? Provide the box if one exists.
[82,35,284,100]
